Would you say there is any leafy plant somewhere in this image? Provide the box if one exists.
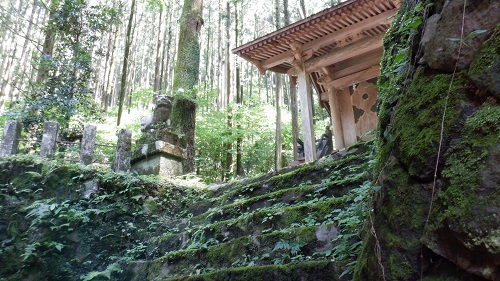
[7,0,120,138]
[81,263,122,281]
[271,238,306,264]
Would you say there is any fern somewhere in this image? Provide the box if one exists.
[81,263,122,281]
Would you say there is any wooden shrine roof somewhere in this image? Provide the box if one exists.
[233,0,401,109]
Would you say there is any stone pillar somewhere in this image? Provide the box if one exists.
[328,88,345,150]
[297,70,317,162]
[40,121,59,158]
[113,129,132,173]
[0,120,22,158]
[80,124,97,165]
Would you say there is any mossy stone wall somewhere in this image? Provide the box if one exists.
[355,1,500,280]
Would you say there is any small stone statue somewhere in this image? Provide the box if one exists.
[141,95,173,132]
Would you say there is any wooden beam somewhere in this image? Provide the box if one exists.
[261,51,295,70]
[330,55,382,79]
[329,48,382,74]
[328,65,380,89]
[259,9,395,70]
[241,54,267,74]
[320,66,381,101]
[305,34,384,72]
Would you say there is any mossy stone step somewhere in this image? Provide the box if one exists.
[159,260,347,281]
[190,185,342,225]
[146,196,348,258]
[191,190,349,226]
[187,149,371,217]
[125,224,340,281]
[190,168,368,226]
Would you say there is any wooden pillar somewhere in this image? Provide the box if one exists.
[290,76,299,161]
[338,88,357,147]
[297,70,317,162]
[328,88,345,150]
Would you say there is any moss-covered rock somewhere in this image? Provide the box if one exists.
[469,24,500,99]
[392,67,467,180]
[161,260,343,281]
[354,156,428,280]
[422,105,500,280]
[355,0,500,279]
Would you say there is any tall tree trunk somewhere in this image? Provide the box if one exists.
[274,72,283,171]
[171,0,204,173]
[117,0,136,126]
[235,1,243,176]
[290,78,299,161]
[36,0,57,84]
[153,7,164,93]
[283,0,290,25]
[216,0,222,110]
[224,1,232,180]
[203,6,211,91]
[104,24,119,112]
[159,2,170,92]
[284,0,299,161]
[299,0,306,18]
[163,7,173,93]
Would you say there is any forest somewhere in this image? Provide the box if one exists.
[0,0,341,182]
[0,0,498,280]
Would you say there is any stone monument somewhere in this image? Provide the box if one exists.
[131,95,185,177]
[0,120,22,158]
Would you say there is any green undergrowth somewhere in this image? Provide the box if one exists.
[123,144,377,280]
[0,142,377,280]
[0,155,200,281]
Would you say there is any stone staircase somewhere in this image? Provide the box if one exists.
[123,144,372,281]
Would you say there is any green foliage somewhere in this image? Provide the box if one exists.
[196,99,291,182]
[5,0,120,137]
[271,238,306,264]
[130,87,155,109]
[448,29,489,47]
[375,1,429,174]
[0,156,198,280]
[81,263,122,281]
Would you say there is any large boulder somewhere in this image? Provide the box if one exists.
[420,0,500,72]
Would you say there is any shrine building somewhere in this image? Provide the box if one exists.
[233,0,401,162]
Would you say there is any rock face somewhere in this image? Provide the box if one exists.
[420,0,500,72]
[355,1,500,280]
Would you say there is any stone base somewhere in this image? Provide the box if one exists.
[131,141,185,177]
[132,153,182,177]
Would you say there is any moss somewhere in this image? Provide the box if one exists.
[469,24,500,78]
[428,104,500,236]
[162,260,340,281]
[392,68,467,179]
[388,252,414,280]
[354,158,427,280]
[375,3,421,174]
